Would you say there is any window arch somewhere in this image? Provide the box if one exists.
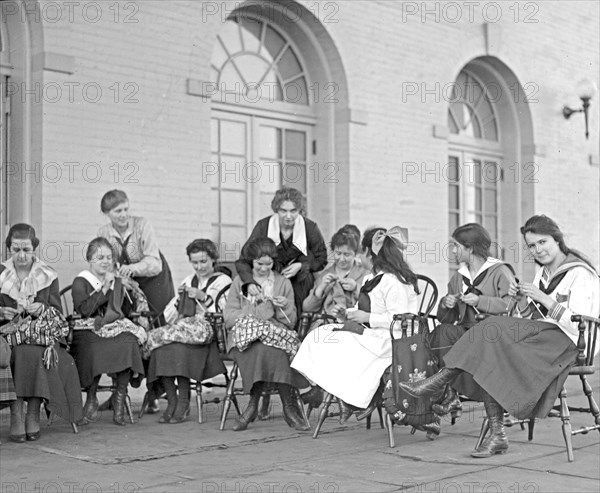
[212,16,309,105]
[447,69,503,263]
[209,9,320,259]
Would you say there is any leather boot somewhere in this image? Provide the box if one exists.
[432,386,462,420]
[471,392,509,458]
[356,381,384,421]
[301,386,324,408]
[398,367,461,398]
[279,384,310,431]
[10,398,26,443]
[112,381,128,426]
[25,397,42,441]
[159,377,178,424]
[233,384,261,431]
[170,377,191,424]
[98,377,116,411]
[338,400,356,424]
[80,377,100,424]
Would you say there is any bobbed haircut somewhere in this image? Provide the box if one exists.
[100,190,129,213]
[186,238,219,262]
[86,237,115,262]
[243,237,278,262]
[5,223,39,250]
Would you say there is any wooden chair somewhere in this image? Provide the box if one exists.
[138,280,233,424]
[60,284,135,425]
[309,274,438,446]
[554,314,600,461]
[217,311,309,431]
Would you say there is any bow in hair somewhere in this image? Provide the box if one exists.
[372,226,409,255]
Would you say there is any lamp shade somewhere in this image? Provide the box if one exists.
[576,78,598,100]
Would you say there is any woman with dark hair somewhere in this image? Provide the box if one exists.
[97,190,175,413]
[291,226,419,423]
[428,223,516,419]
[70,237,147,426]
[145,239,230,424]
[235,187,327,318]
[0,224,82,442]
[224,237,308,432]
[400,215,599,458]
[300,225,368,407]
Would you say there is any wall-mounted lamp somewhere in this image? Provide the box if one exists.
[563,78,597,139]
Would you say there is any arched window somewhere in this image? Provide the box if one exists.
[210,12,316,259]
[447,69,502,261]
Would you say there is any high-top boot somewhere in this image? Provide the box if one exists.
[432,386,462,420]
[471,392,509,458]
[112,371,130,426]
[159,376,178,424]
[170,377,191,424]
[279,384,310,431]
[10,397,26,443]
[80,376,100,424]
[398,367,462,398]
[25,397,42,441]
[301,386,324,408]
[233,384,261,431]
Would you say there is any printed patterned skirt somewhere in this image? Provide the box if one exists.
[0,366,16,408]
[444,316,577,419]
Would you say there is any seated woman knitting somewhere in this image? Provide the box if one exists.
[224,236,308,432]
[70,237,147,426]
[145,239,230,424]
[292,226,420,423]
[0,224,82,442]
[300,225,367,407]
[428,223,516,420]
[400,215,599,458]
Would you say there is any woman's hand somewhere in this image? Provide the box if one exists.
[0,306,19,321]
[507,279,522,298]
[118,264,135,278]
[271,296,288,308]
[346,309,369,324]
[247,284,262,297]
[460,293,480,306]
[442,294,459,309]
[281,262,302,279]
[186,286,206,302]
[25,302,44,317]
[516,282,555,309]
[339,278,357,292]
[315,273,336,297]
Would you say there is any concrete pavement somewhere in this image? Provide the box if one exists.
[1,365,598,493]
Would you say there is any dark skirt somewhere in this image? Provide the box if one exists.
[290,270,314,324]
[70,331,144,388]
[11,345,83,423]
[135,251,175,324]
[0,366,16,406]
[147,342,226,384]
[230,342,306,393]
[444,316,577,419]
[429,323,485,401]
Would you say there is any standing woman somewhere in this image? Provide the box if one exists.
[0,224,82,442]
[235,187,327,319]
[97,190,174,324]
[400,215,600,458]
[224,237,308,432]
[97,190,175,412]
[429,223,515,417]
[70,237,146,426]
[292,226,419,422]
[146,239,230,424]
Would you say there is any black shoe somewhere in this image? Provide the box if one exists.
[232,388,260,431]
[338,401,355,424]
[301,386,324,407]
[355,401,378,421]
[147,399,160,414]
[399,368,461,398]
[26,431,41,442]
